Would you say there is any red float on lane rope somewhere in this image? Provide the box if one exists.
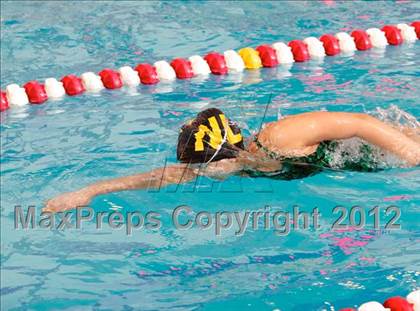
[135,64,159,84]
[319,34,341,56]
[381,25,403,45]
[383,296,414,311]
[411,21,420,38]
[23,81,48,104]
[288,40,310,62]
[98,69,123,89]
[204,52,228,75]
[338,309,356,311]
[1,91,9,111]
[256,45,278,67]
[61,75,85,96]
[170,58,194,79]
[351,30,372,50]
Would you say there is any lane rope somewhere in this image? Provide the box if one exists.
[1,21,419,113]
[340,289,419,311]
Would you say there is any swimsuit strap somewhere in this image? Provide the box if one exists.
[253,135,286,161]
[253,134,334,167]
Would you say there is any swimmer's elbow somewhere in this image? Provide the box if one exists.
[202,158,244,177]
[352,113,381,137]
[354,113,388,127]
[159,165,197,186]
[407,152,420,167]
[353,113,372,120]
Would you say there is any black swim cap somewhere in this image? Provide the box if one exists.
[177,108,244,163]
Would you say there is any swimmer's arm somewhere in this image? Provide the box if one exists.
[44,164,198,213]
[86,164,198,194]
[303,112,420,165]
[43,160,247,213]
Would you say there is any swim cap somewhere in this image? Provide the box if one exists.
[177,108,244,163]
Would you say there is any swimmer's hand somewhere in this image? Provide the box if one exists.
[43,190,92,213]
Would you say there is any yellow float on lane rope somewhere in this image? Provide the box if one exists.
[238,47,262,69]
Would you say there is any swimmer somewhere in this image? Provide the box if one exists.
[44,108,420,212]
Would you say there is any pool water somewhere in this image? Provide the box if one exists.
[1,1,419,310]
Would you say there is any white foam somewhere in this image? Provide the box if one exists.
[153,60,176,81]
[272,42,295,64]
[327,105,420,169]
[6,84,29,107]
[373,104,420,128]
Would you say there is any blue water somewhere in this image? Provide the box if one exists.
[1,1,419,310]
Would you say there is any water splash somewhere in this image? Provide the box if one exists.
[326,137,402,169]
[373,104,419,129]
[326,105,418,169]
